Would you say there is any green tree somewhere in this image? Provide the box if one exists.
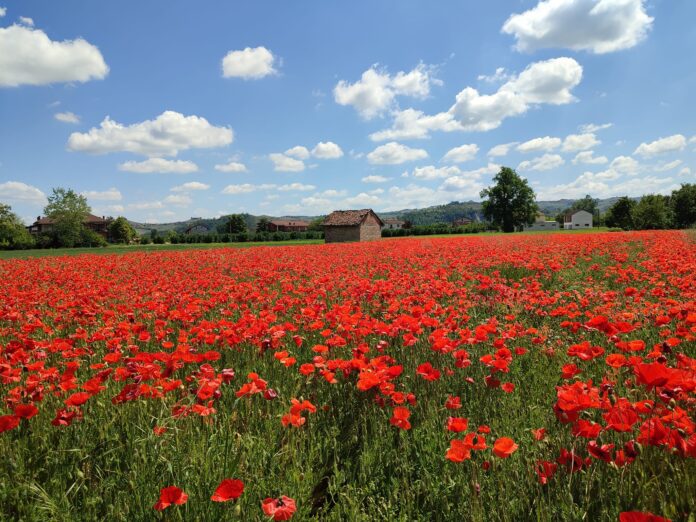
[670,183,696,228]
[570,194,599,215]
[0,203,35,249]
[632,194,672,230]
[256,217,271,233]
[108,216,137,244]
[44,187,92,248]
[217,214,247,234]
[308,217,325,232]
[604,197,636,230]
[480,167,538,233]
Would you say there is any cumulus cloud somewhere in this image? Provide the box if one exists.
[81,188,122,201]
[562,132,600,152]
[284,146,310,160]
[163,194,192,206]
[222,183,256,195]
[0,7,6,17]
[269,153,305,172]
[411,165,463,180]
[366,142,428,165]
[54,111,80,124]
[502,0,654,54]
[312,141,343,159]
[214,161,247,173]
[18,16,33,26]
[517,136,561,153]
[538,172,677,200]
[276,183,316,192]
[222,46,277,79]
[518,153,565,171]
[579,122,613,133]
[362,175,390,183]
[487,142,518,157]
[654,159,682,172]
[609,155,640,175]
[442,143,479,163]
[0,24,108,87]
[634,134,687,157]
[372,57,582,139]
[171,182,210,192]
[0,180,46,204]
[478,67,510,84]
[334,63,438,119]
[68,111,233,157]
[572,150,608,165]
[118,158,199,174]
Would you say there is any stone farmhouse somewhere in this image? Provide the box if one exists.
[27,214,111,238]
[382,218,405,230]
[323,209,384,243]
[267,219,309,232]
[563,210,593,229]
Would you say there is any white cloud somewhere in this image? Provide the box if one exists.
[222,184,256,195]
[579,122,613,133]
[0,24,108,87]
[487,142,518,157]
[344,192,382,207]
[68,111,233,157]
[214,161,247,173]
[334,63,437,119]
[0,181,46,204]
[222,46,277,79]
[285,146,310,160]
[118,158,198,174]
[171,181,210,192]
[368,109,461,141]
[518,153,565,171]
[572,150,608,165]
[538,172,677,200]
[312,141,343,159]
[362,175,390,183]
[54,111,80,124]
[679,167,692,177]
[634,134,687,157]
[609,155,640,175]
[442,143,479,163]
[562,132,600,152]
[0,7,6,17]
[411,165,462,180]
[81,188,122,201]
[502,0,654,54]
[163,194,192,206]
[269,153,305,172]
[478,67,510,83]
[372,57,582,139]
[128,201,164,210]
[18,16,34,26]
[366,142,428,165]
[654,159,682,172]
[276,183,316,192]
[517,136,561,153]
[95,204,124,214]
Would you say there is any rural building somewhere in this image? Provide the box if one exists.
[27,214,111,237]
[525,213,559,231]
[382,218,405,230]
[267,219,309,232]
[453,217,473,226]
[564,210,593,229]
[323,209,384,243]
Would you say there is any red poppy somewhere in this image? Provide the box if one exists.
[446,417,468,433]
[211,478,244,502]
[532,428,546,441]
[390,407,411,430]
[65,392,91,407]
[261,496,297,521]
[493,437,518,458]
[153,486,188,511]
[13,404,39,419]
[0,415,20,433]
[619,512,671,522]
[446,439,472,463]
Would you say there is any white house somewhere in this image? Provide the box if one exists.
[525,213,559,231]
[382,218,405,230]
[564,210,593,229]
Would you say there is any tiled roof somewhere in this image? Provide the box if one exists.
[324,209,383,226]
[34,214,109,225]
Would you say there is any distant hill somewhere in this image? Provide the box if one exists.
[129,197,630,234]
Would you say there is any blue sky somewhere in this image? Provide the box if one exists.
[1,0,694,223]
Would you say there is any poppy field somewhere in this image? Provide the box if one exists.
[0,231,695,521]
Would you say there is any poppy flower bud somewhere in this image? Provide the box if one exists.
[264,389,278,401]
[221,368,236,383]
[213,389,222,400]
[260,339,271,353]
[482,461,491,471]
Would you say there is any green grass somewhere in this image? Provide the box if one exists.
[0,239,324,260]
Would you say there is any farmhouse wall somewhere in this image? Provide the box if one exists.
[325,226,362,243]
[359,214,382,241]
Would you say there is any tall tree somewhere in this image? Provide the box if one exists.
[0,203,34,249]
[44,187,92,247]
[256,217,271,233]
[217,214,247,234]
[670,183,696,228]
[480,167,538,233]
[108,216,137,244]
[632,194,672,230]
[604,196,636,230]
[570,194,599,215]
